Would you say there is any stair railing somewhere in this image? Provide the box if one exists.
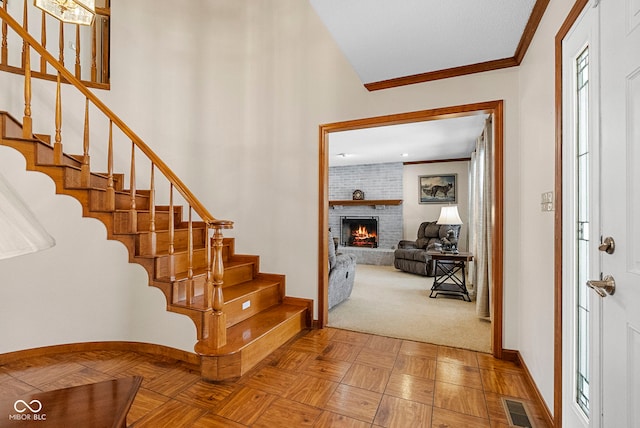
[0,7,232,348]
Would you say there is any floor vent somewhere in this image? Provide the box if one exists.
[501,398,535,428]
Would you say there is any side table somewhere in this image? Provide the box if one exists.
[427,251,473,302]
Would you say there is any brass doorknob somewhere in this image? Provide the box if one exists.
[598,236,615,254]
[586,275,616,297]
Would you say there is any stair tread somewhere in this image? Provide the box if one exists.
[195,303,307,356]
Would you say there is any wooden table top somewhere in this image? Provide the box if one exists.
[0,376,142,428]
[427,250,474,261]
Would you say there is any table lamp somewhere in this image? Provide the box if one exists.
[436,205,462,253]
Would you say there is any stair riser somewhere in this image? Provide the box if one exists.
[155,250,204,279]
[114,210,179,234]
[136,228,207,256]
[172,277,206,304]
[33,141,82,168]
[89,189,149,212]
[33,141,54,165]
[171,277,280,318]
[64,165,110,189]
[156,253,255,284]
[223,263,255,288]
[91,173,124,191]
[136,212,176,232]
[224,284,281,327]
[1,113,24,138]
[199,310,307,381]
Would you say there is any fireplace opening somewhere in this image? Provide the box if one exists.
[340,216,378,248]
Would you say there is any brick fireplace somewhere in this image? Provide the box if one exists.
[329,162,403,265]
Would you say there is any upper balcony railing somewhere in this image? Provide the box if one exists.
[2,0,110,89]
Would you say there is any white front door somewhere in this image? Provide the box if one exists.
[563,1,640,426]
[597,0,640,426]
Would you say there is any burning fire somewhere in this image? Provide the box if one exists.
[352,225,377,242]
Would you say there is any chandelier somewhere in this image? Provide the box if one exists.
[34,0,95,26]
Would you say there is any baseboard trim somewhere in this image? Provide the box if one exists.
[503,348,555,427]
[0,341,201,369]
[502,348,520,363]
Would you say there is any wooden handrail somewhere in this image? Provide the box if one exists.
[0,7,231,229]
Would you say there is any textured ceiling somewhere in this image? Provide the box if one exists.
[309,0,538,85]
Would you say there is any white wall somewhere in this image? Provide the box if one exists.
[0,145,197,354]
[402,161,470,250]
[0,0,575,412]
[517,0,576,410]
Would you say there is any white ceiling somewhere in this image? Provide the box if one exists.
[315,1,535,166]
[309,0,538,84]
[328,114,489,167]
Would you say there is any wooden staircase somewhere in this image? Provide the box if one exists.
[0,110,311,380]
[0,5,312,382]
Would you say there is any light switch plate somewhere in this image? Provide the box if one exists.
[541,191,554,211]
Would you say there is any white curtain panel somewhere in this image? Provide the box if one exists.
[468,151,477,289]
[470,118,492,319]
[0,173,55,260]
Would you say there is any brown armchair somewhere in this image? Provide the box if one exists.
[393,221,461,276]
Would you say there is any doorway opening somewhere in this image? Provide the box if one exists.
[318,100,504,357]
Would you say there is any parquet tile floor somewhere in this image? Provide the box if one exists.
[0,328,551,427]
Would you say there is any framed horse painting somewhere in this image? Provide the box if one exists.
[419,174,457,204]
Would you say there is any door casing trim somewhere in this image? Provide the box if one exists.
[317,100,504,358]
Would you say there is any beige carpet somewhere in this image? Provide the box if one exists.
[328,264,492,353]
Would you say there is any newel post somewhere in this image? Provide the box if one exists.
[205,220,233,347]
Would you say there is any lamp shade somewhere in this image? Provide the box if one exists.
[0,173,55,260]
[34,0,96,26]
[436,205,463,225]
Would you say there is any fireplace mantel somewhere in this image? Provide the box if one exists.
[329,199,402,207]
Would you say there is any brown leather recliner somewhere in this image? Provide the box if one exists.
[393,221,461,276]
